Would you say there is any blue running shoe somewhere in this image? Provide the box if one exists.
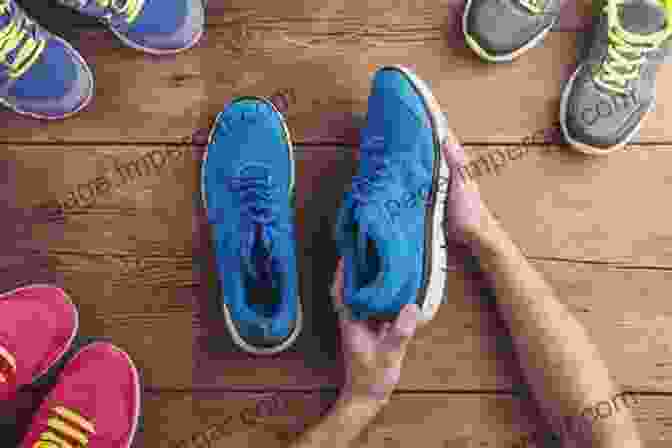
[0,0,93,119]
[57,0,204,55]
[202,97,303,355]
[334,66,451,325]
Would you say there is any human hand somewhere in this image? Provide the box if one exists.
[330,258,421,409]
[440,129,496,247]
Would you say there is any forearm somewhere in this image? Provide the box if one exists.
[288,394,383,448]
[469,214,641,448]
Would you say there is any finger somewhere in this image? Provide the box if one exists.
[442,240,474,272]
[377,321,393,342]
[330,258,345,309]
[441,129,468,166]
[441,134,478,191]
[331,258,357,329]
[384,304,420,351]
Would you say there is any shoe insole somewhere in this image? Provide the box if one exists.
[353,219,382,290]
[246,225,281,317]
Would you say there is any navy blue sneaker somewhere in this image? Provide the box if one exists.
[0,0,93,119]
[202,97,303,355]
[334,66,451,325]
[57,0,204,55]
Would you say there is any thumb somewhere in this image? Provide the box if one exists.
[384,304,421,351]
[441,130,468,166]
[330,258,345,308]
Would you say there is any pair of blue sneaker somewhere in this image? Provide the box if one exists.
[0,0,204,120]
[201,66,451,355]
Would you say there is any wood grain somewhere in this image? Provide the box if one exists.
[3,0,670,446]
[2,28,671,144]
[1,145,671,390]
[19,0,595,31]
[1,389,669,447]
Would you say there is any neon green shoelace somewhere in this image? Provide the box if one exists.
[594,0,672,94]
[518,0,544,14]
[0,1,45,79]
[95,0,143,24]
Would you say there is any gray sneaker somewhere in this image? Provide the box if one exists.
[462,0,561,61]
[560,0,672,155]
[0,0,94,120]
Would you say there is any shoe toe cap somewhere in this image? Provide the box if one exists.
[122,0,204,53]
[19,342,140,448]
[563,72,644,149]
[465,0,549,56]
[6,37,93,119]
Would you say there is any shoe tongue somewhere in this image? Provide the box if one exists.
[252,225,274,280]
[619,0,667,34]
[355,219,383,287]
[243,223,276,282]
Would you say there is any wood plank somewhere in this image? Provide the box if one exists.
[3,144,353,389]
[203,0,595,31]
[473,143,672,266]
[16,143,672,266]
[2,28,671,144]
[21,0,595,32]
[3,144,672,389]
[3,390,668,448]
[7,253,672,391]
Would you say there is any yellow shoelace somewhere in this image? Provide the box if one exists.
[34,406,96,448]
[595,0,672,94]
[518,0,544,15]
[0,344,16,385]
[95,0,143,24]
[0,1,46,79]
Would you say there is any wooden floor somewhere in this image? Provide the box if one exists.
[2,0,672,446]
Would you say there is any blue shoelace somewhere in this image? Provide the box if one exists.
[229,170,281,281]
[350,137,396,205]
[349,138,398,283]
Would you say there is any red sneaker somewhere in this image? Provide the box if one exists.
[20,342,141,448]
[0,285,79,401]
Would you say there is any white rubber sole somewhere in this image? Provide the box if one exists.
[201,96,304,355]
[0,284,79,383]
[559,63,652,156]
[381,65,450,325]
[462,0,556,63]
